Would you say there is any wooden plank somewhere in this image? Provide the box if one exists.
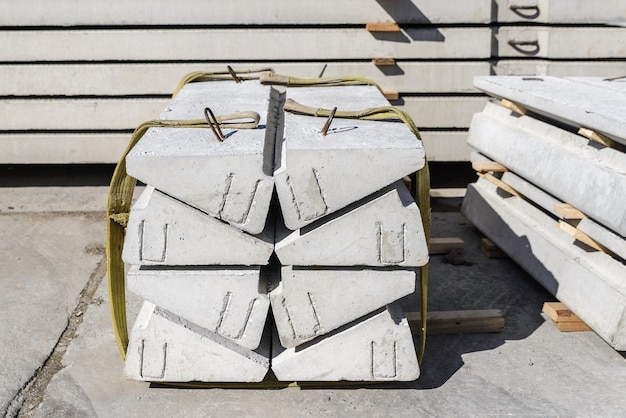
[430,188,467,198]
[0,0,493,25]
[366,22,401,32]
[429,237,464,255]
[372,58,396,66]
[477,172,521,197]
[472,161,508,173]
[0,133,129,164]
[0,28,492,61]
[554,203,586,220]
[578,127,625,151]
[542,302,584,323]
[407,310,505,335]
[382,91,399,101]
[558,221,606,253]
[481,237,507,258]
[500,98,527,115]
[542,302,592,332]
[0,62,489,96]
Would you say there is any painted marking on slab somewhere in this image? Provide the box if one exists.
[139,220,168,263]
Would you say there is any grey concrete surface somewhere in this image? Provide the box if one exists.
[2,186,626,417]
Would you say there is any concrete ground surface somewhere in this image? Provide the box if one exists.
[1,186,626,418]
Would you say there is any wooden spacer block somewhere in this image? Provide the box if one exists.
[366,22,401,32]
[372,58,396,66]
[557,221,605,252]
[500,98,527,115]
[554,203,586,220]
[430,188,466,198]
[407,310,505,335]
[477,172,521,197]
[472,161,508,173]
[383,91,399,101]
[481,237,507,258]
[542,302,591,332]
[578,127,620,149]
[429,237,464,255]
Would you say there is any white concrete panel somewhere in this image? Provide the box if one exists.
[275,181,428,267]
[495,0,626,23]
[0,62,489,96]
[398,96,488,129]
[122,187,273,266]
[272,305,420,381]
[566,77,626,94]
[1,0,492,25]
[493,60,626,79]
[475,76,626,144]
[467,102,626,235]
[462,179,626,350]
[0,28,493,61]
[0,98,168,130]
[124,301,270,382]
[276,86,425,230]
[126,82,275,235]
[420,131,471,162]
[495,27,626,59]
[270,266,416,348]
[126,266,269,350]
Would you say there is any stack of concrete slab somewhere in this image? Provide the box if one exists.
[271,86,427,381]
[462,76,626,350]
[121,81,276,382]
[119,81,428,383]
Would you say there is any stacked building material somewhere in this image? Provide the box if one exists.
[121,81,276,382]
[462,76,626,350]
[120,81,428,382]
[271,86,427,381]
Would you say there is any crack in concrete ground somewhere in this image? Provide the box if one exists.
[6,254,108,418]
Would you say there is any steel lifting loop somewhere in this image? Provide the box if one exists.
[321,107,337,136]
[204,108,262,142]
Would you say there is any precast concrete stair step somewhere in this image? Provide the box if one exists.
[275,85,426,230]
[271,304,420,381]
[126,81,277,235]
[126,266,270,350]
[275,180,429,267]
[270,266,416,348]
[122,186,273,266]
[124,301,270,383]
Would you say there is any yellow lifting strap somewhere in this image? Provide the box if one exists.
[107,71,429,388]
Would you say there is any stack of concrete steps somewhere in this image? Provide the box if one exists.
[462,76,626,350]
[121,81,276,382]
[120,81,428,382]
[271,86,428,381]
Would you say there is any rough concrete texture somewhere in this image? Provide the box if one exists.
[474,76,626,145]
[126,81,275,235]
[122,186,273,266]
[566,77,626,93]
[275,181,428,267]
[275,86,425,230]
[127,265,269,350]
[5,186,626,417]
[462,178,626,350]
[124,301,270,382]
[271,305,420,382]
[270,266,415,348]
[468,101,626,236]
